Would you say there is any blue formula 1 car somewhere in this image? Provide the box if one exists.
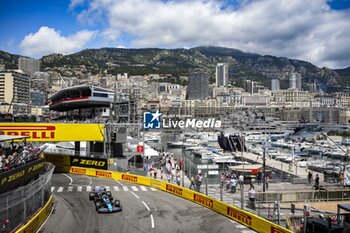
[89,187,122,213]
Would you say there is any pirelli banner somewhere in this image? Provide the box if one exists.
[0,158,45,194]
[67,167,292,233]
[0,123,105,142]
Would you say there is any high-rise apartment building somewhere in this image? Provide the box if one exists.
[216,63,228,87]
[18,57,41,76]
[271,79,280,91]
[187,69,209,100]
[289,72,302,90]
[0,70,30,105]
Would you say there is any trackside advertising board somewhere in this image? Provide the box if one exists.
[16,195,53,233]
[0,158,45,194]
[0,123,104,142]
[44,154,108,170]
[67,166,292,233]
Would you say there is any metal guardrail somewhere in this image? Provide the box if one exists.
[256,188,350,203]
[0,163,54,232]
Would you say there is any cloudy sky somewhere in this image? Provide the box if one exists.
[0,0,350,68]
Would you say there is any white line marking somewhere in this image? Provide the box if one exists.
[150,214,155,228]
[86,176,92,186]
[86,186,92,192]
[130,191,140,199]
[241,230,255,233]
[105,186,110,191]
[236,225,246,229]
[114,186,120,191]
[131,186,138,191]
[123,186,129,191]
[51,187,55,192]
[142,201,150,211]
[35,200,55,232]
[62,174,73,185]
[68,186,73,192]
[57,187,64,193]
[150,188,156,191]
[114,179,125,187]
[77,186,83,192]
[140,186,147,191]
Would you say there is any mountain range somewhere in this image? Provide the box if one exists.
[0,46,349,92]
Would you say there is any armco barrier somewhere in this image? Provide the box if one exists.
[69,166,292,233]
[15,195,53,233]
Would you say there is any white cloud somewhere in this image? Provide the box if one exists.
[73,0,350,68]
[20,26,97,57]
[69,0,85,10]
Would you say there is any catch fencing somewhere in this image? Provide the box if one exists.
[0,163,54,232]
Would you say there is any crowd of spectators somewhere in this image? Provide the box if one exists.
[0,144,41,173]
[146,152,183,185]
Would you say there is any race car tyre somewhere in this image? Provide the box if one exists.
[106,191,112,197]
[115,200,120,208]
[95,202,101,211]
[89,192,95,201]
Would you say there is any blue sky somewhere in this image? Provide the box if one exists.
[0,0,350,68]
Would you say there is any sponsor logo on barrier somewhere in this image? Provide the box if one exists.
[70,156,107,170]
[121,174,138,182]
[71,168,86,175]
[96,171,112,178]
[28,162,44,173]
[0,125,56,140]
[71,158,106,167]
[0,160,45,192]
[227,206,252,226]
[166,184,182,195]
[271,226,287,233]
[1,170,25,186]
[193,194,213,208]
[23,216,39,233]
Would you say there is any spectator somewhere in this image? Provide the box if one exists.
[189,175,195,190]
[257,171,262,185]
[195,173,203,192]
[239,174,244,189]
[315,174,320,190]
[308,171,313,186]
[266,176,269,190]
[248,184,256,210]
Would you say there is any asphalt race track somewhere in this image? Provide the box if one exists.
[40,174,255,233]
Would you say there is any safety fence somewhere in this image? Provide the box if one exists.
[256,189,350,203]
[0,163,54,232]
[66,165,292,233]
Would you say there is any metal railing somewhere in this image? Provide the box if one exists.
[256,188,350,203]
[0,163,54,232]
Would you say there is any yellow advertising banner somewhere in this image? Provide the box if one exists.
[0,123,104,142]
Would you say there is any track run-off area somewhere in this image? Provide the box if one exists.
[40,174,254,233]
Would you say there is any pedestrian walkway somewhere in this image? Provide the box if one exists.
[242,151,324,180]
